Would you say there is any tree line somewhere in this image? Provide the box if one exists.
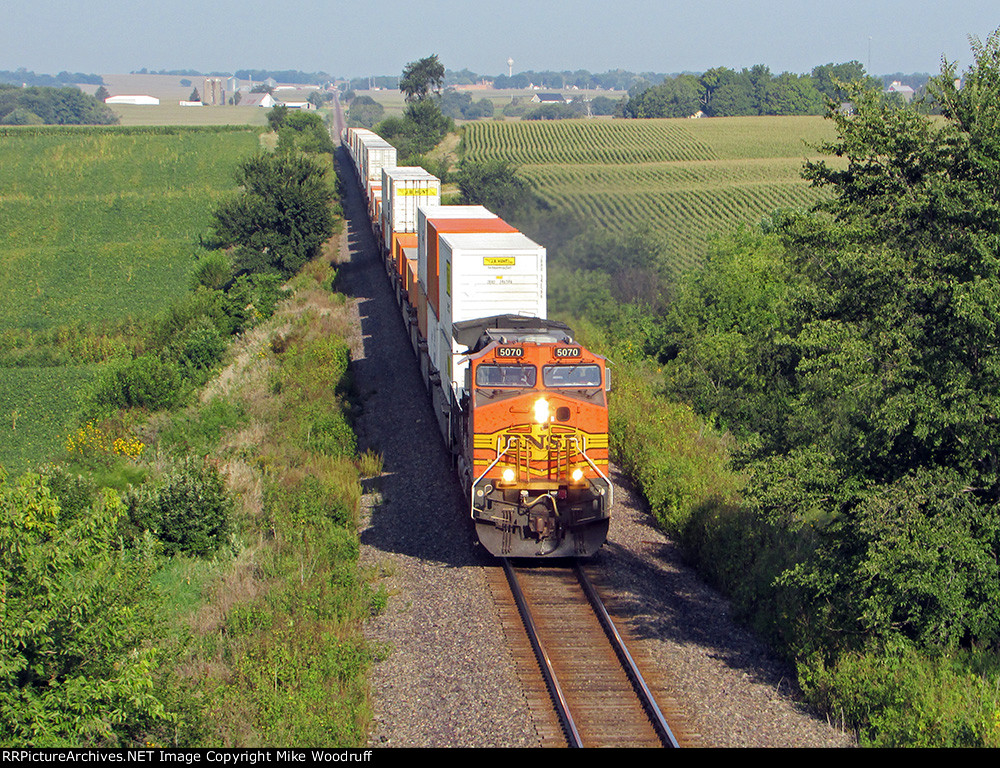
[621,61,881,118]
[0,69,104,87]
[0,84,118,125]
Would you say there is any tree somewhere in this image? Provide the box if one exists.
[189,87,200,102]
[94,85,109,102]
[0,472,170,745]
[621,75,700,118]
[0,86,117,125]
[211,152,336,278]
[399,55,445,102]
[277,110,335,154]
[376,98,452,157]
[811,61,878,103]
[347,95,384,128]
[266,104,288,131]
[456,158,532,218]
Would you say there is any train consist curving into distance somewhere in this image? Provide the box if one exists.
[344,127,612,558]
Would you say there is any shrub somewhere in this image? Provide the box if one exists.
[179,318,228,372]
[799,644,1000,747]
[91,355,183,411]
[191,251,233,291]
[123,458,232,557]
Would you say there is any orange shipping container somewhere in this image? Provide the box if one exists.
[392,232,418,279]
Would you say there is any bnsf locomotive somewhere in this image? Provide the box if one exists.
[344,127,612,558]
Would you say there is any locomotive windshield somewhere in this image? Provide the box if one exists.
[542,365,602,388]
[476,364,537,388]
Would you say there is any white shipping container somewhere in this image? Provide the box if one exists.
[382,168,441,253]
[349,128,377,172]
[363,140,397,190]
[435,232,547,402]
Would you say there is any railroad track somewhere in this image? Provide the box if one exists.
[496,559,692,748]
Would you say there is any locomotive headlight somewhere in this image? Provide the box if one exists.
[571,468,584,483]
[533,397,550,424]
[502,468,516,484]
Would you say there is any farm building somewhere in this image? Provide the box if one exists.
[239,92,278,108]
[886,81,915,102]
[531,93,568,104]
[105,95,160,105]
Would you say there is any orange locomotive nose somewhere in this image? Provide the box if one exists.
[463,327,612,557]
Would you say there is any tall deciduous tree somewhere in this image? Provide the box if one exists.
[399,55,445,102]
[212,153,335,278]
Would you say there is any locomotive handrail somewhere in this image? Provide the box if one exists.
[570,437,611,487]
[469,436,518,517]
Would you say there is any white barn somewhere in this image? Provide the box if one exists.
[105,95,160,105]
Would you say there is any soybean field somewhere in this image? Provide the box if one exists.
[462,116,837,275]
[0,126,262,331]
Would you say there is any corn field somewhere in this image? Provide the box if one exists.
[463,115,838,276]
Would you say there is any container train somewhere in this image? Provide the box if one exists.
[343,127,612,557]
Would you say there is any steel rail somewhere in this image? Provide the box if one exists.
[575,564,680,748]
[501,558,584,748]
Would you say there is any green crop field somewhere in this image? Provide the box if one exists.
[0,125,262,473]
[0,365,101,475]
[110,104,271,126]
[462,115,839,275]
[0,126,262,331]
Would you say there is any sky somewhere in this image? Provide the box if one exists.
[6,0,999,78]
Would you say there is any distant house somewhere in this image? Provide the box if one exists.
[886,81,915,102]
[105,95,159,105]
[531,92,567,104]
[282,101,316,110]
[239,92,278,108]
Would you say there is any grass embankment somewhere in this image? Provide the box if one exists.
[150,261,383,746]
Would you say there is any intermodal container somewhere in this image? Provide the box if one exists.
[435,231,546,402]
[382,168,441,254]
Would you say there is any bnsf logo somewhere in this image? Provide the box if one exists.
[497,347,524,358]
[554,347,581,358]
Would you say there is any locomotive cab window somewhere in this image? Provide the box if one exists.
[542,365,602,388]
[475,364,537,388]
